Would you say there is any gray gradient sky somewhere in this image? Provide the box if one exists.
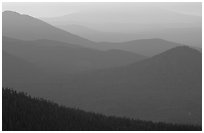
[3,2,201,17]
[3,2,202,33]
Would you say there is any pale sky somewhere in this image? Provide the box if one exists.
[3,2,201,18]
[3,2,202,32]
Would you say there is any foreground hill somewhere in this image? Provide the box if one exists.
[2,88,201,131]
[3,36,145,74]
[3,46,201,125]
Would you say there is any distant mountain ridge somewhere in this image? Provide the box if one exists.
[3,11,95,47]
[48,24,201,48]
[3,36,145,74]
[3,10,188,56]
[96,38,183,56]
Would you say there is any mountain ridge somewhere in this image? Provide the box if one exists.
[96,38,183,56]
[3,10,95,47]
[3,10,188,56]
[3,36,145,74]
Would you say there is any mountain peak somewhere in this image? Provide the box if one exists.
[3,11,94,46]
[128,46,201,70]
[3,10,28,18]
[3,10,20,15]
[157,46,201,57]
[141,46,202,72]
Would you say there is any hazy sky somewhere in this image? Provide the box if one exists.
[3,2,202,32]
[3,2,201,17]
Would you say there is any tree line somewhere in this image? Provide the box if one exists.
[2,87,201,131]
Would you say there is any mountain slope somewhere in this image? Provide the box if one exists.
[3,36,145,74]
[41,46,201,125]
[2,51,53,86]
[3,88,201,131]
[5,46,201,125]
[3,51,39,82]
[2,11,95,47]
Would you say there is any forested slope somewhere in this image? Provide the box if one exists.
[2,88,201,131]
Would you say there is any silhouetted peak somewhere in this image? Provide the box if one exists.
[3,10,30,18]
[150,46,201,64]
[3,10,42,27]
[3,10,37,20]
[3,10,20,15]
[161,46,200,56]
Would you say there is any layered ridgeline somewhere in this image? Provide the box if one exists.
[96,39,183,56]
[2,11,95,47]
[42,7,201,48]
[3,36,145,75]
[3,46,202,125]
[2,88,201,131]
[3,51,48,84]
[3,11,186,56]
[48,24,201,48]
[51,46,202,125]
